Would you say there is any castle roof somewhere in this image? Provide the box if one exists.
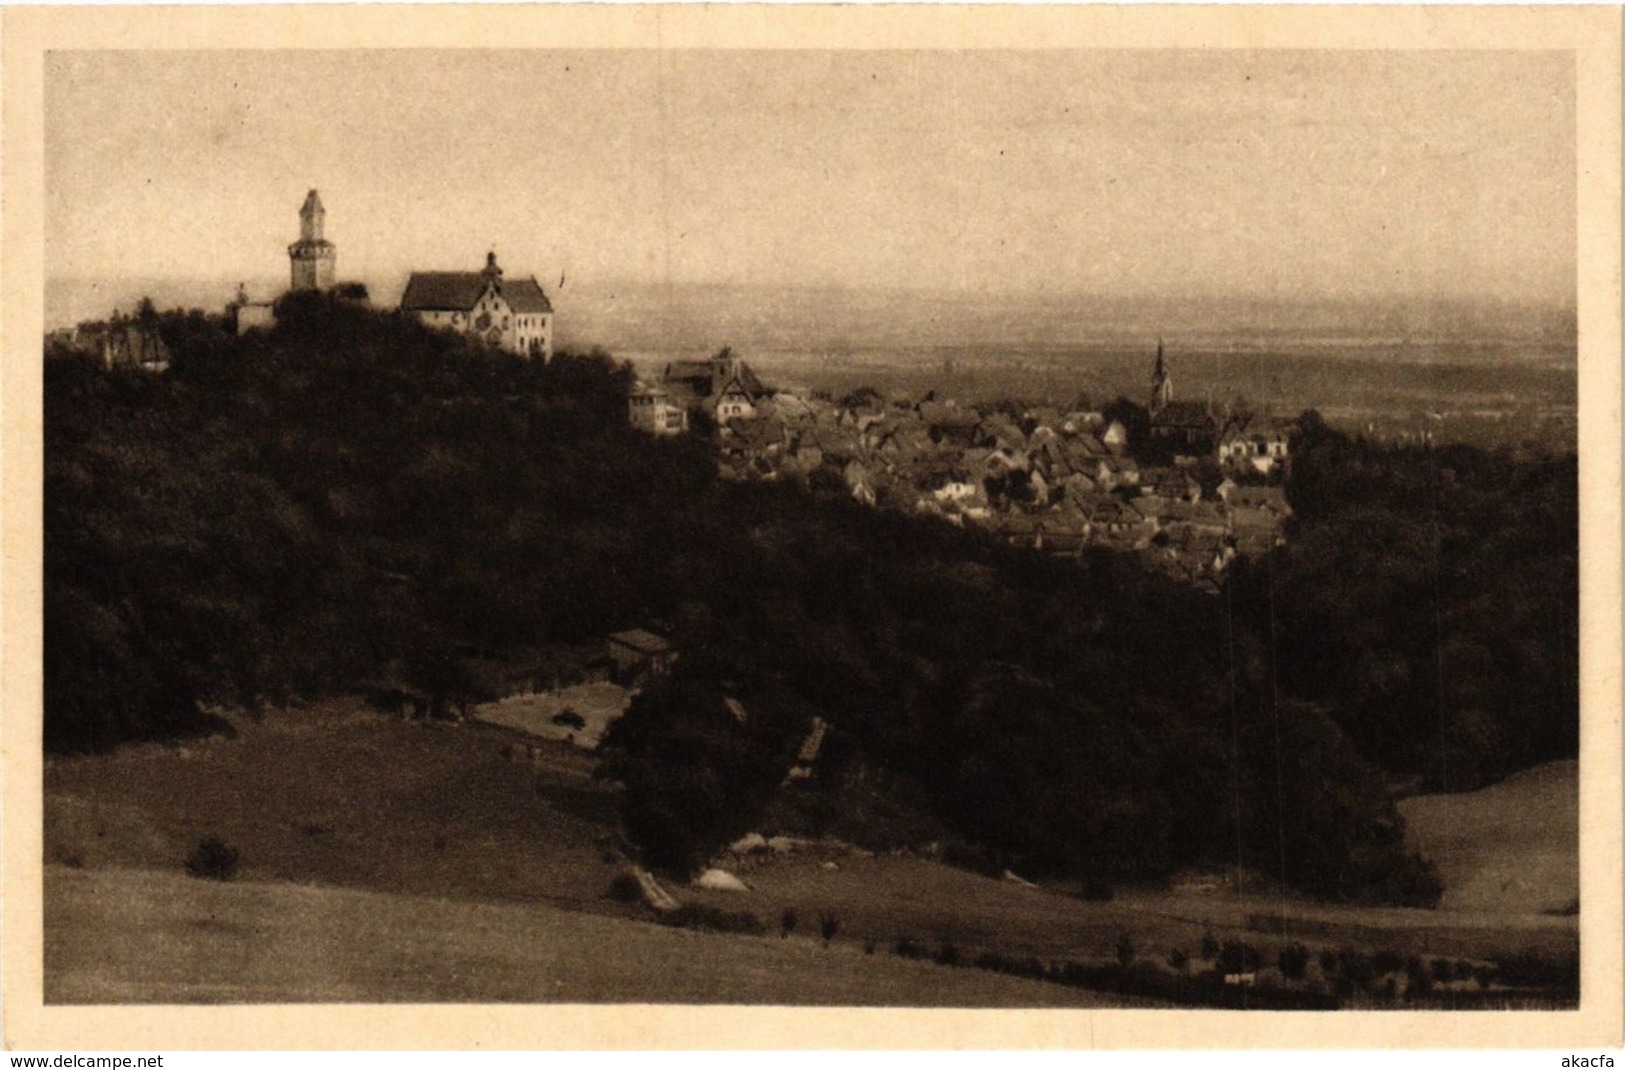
[400,272,553,314]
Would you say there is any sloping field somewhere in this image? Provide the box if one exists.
[45,702,621,912]
[44,865,1125,1006]
[1399,760,1578,915]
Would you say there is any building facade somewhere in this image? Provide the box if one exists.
[288,190,337,292]
[628,384,690,436]
[400,253,554,359]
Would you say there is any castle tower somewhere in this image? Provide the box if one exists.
[1149,336,1173,412]
[288,189,336,292]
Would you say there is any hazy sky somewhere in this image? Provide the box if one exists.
[46,49,1575,306]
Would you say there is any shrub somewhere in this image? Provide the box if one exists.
[605,872,643,904]
[893,936,926,960]
[1169,948,1190,972]
[552,708,586,730]
[1216,940,1261,975]
[184,837,240,881]
[934,942,961,967]
[1372,950,1405,976]
[1337,947,1375,989]
[656,904,765,936]
[1115,935,1136,967]
[780,908,798,938]
[819,913,840,946]
[1277,943,1310,981]
[1201,932,1220,960]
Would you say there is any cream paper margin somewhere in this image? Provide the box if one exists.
[2,3,1619,1051]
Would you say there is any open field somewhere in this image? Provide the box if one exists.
[1399,760,1579,915]
[45,865,1128,1006]
[45,700,622,913]
[472,682,632,750]
[45,706,1577,1004]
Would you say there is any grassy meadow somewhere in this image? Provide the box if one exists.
[44,704,1578,1005]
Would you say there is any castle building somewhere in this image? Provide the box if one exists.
[229,282,276,335]
[400,252,554,359]
[288,190,337,292]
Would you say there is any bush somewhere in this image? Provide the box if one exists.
[605,871,643,904]
[552,708,587,730]
[1277,943,1310,981]
[893,936,927,960]
[934,942,961,967]
[819,913,840,946]
[184,837,240,881]
[1201,932,1220,960]
[1216,940,1261,975]
[1168,948,1190,972]
[655,903,765,936]
[1115,935,1136,967]
[780,908,798,938]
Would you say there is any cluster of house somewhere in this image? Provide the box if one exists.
[629,342,1295,590]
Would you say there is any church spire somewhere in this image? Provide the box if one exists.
[1150,336,1173,411]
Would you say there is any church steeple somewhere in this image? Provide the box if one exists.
[1150,336,1173,412]
[288,189,336,292]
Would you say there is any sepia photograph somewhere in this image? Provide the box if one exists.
[3,2,1621,1053]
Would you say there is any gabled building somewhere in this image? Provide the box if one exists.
[1217,416,1291,475]
[662,347,770,421]
[101,322,171,373]
[401,252,554,359]
[1147,338,1218,455]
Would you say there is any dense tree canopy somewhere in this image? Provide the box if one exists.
[44,300,1572,905]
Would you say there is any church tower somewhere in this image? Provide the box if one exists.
[288,189,336,292]
[1149,336,1173,412]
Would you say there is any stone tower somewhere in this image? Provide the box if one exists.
[288,189,336,292]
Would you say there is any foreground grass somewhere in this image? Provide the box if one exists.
[44,865,1134,1006]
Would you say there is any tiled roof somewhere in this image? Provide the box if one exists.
[401,272,552,314]
[607,629,673,655]
[401,273,488,311]
[1152,401,1216,429]
[501,276,553,314]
